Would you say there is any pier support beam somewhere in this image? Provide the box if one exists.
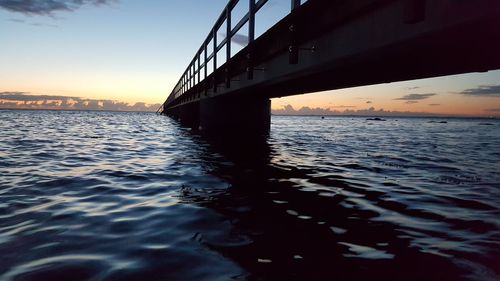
[199,95,271,135]
[165,101,200,129]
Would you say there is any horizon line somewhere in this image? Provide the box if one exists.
[1,107,497,119]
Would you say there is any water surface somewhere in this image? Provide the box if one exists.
[0,110,499,280]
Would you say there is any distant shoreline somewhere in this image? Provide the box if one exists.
[1,107,497,119]
[0,107,155,114]
[271,114,497,119]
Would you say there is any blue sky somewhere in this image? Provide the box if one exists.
[0,0,229,104]
[0,0,499,115]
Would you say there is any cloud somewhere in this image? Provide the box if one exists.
[272,104,442,117]
[394,93,436,101]
[458,85,500,97]
[0,91,79,101]
[331,105,356,108]
[219,33,249,47]
[8,17,57,28]
[405,101,418,104]
[231,34,248,47]
[30,22,57,27]
[366,101,372,104]
[428,103,440,106]
[485,108,500,112]
[0,0,116,16]
[407,86,420,90]
[0,91,160,112]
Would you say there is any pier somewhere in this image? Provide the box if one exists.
[160,0,500,133]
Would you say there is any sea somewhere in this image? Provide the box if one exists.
[0,109,499,281]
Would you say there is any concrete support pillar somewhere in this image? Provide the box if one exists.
[165,101,200,129]
[199,95,271,135]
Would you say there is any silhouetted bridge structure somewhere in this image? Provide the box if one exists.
[160,0,500,133]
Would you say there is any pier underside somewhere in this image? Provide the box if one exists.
[164,95,271,135]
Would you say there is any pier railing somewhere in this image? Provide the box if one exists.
[159,0,305,113]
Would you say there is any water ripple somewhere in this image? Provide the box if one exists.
[0,110,499,280]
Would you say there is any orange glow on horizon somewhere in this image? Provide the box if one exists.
[2,71,500,117]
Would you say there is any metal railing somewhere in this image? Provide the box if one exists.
[159,0,304,113]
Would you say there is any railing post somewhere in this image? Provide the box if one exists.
[247,0,255,80]
[192,63,195,88]
[226,6,231,88]
[189,64,191,89]
[204,43,208,96]
[226,7,231,63]
[197,52,201,97]
[213,29,217,93]
[197,53,201,84]
[249,0,255,42]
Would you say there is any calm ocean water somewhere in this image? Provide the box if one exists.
[0,109,499,281]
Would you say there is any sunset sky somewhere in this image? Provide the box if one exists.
[1,0,499,116]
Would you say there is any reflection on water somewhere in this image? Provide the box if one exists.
[0,110,499,281]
